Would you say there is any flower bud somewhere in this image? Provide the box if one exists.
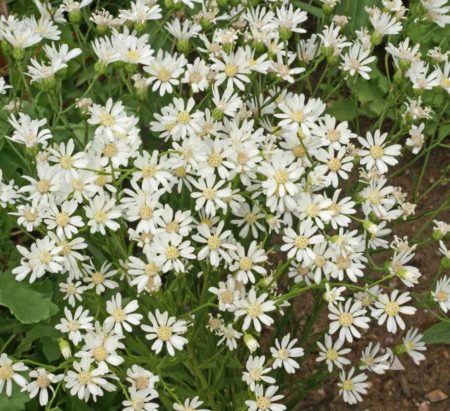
[69,11,82,24]
[58,338,72,359]
[12,47,25,61]
[177,39,190,54]
[244,334,259,353]
[371,31,383,46]
[441,257,450,269]
[212,107,224,121]
[279,27,292,41]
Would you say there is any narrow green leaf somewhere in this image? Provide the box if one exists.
[423,321,450,344]
[294,1,324,19]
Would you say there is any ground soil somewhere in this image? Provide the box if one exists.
[293,148,450,411]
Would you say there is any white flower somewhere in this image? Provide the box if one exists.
[432,275,450,313]
[245,384,286,411]
[281,220,325,265]
[270,334,304,374]
[402,328,426,365]
[153,233,195,273]
[234,288,276,332]
[0,354,28,397]
[341,43,376,79]
[141,310,188,356]
[173,396,210,411]
[191,175,231,217]
[243,355,275,392]
[371,291,417,333]
[84,194,121,234]
[211,50,251,91]
[122,387,160,411]
[337,367,368,405]
[83,261,119,294]
[316,334,351,372]
[217,323,242,351]
[24,368,63,406]
[7,113,52,147]
[328,299,370,343]
[370,10,402,36]
[64,358,116,402]
[104,293,143,335]
[44,200,83,239]
[126,365,159,392]
[55,306,94,345]
[230,241,267,284]
[59,280,87,307]
[360,342,391,374]
[358,130,402,174]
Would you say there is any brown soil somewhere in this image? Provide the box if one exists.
[294,148,450,410]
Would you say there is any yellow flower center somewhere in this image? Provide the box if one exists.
[94,210,107,223]
[166,221,179,234]
[247,303,262,318]
[328,158,342,172]
[139,205,153,220]
[127,50,140,62]
[0,365,13,380]
[244,212,257,224]
[224,64,238,77]
[249,368,262,381]
[291,110,304,123]
[145,263,158,277]
[68,320,80,331]
[339,312,353,327]
[342,379,353,391]
[207,235,221,250]
[436,290,448,302]
[142,165,157,178]
[77,371,92,385]
[165,246,180,260]
[326,348,338,361]
[370,145,384,159]
[327,129,340,142]
[292,144,306,158]
[36,374,50,388]
[40,251,52,264]
[384,301,400,316]
[294,235,309,249]
[256,396,271,410]
[239,256,253,271]
[221,290,234,305]
[157,68,171,82]
[56,212,70,227]
[135,376,149,391]
[93,346,108,362]
[176,110,191,125]
[103,143,118,158]
[100,113,115,127]
[208,153,222,167]
[37,179,50,194]
[113,308,126,322]
[306,204,320,218]
[92,272,105,284]
[60,155,73,170]
[203,188,216,200]
[275,170,288,184]
[156,325,172,341]
[278,348,289,360]
[336,255,350,270]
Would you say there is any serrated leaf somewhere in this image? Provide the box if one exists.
[423,321,450,344]
[0,273,58,324]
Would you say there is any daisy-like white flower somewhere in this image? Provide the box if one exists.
[234,288,276,332]
[245,384,286,411]
[7,113,52,147]
[126,365,159,392]
[402,328,426,365]
[316,334,351,372]
[44,200,83,239]
[360,342,391,374]
[122,387,159,411]
[173,396,210,411]
[337,367,368,405]
[217,323,243,351]
[24,368,63,406]
[0,354,28,397]
[211,50,251,91]
[64,358,116,402]
[161,97,203,140]
[141,310,188,356]
[341,43,376,79]
[243,355,275,392]
[153,233,195,273]
[270,334,304,374]
[83,261,119,294]
[371,291,417,333]
[315,146,354,187]
[328,299,370,343]
[191,175,231,217]
[59,280,87,307]
[84,194,121,234]
[432,275,450,313]
[281,220,325,265]
[55,306,94,345]
[104,293,143,335]
[358,130,402,174]
[193,221,236,267]
[370,10,402,38]
[230,241,267,284]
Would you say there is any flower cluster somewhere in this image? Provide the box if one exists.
[0,0,449,410]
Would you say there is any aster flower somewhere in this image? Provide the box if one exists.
[234,288,276,332]
[270,334,304,374]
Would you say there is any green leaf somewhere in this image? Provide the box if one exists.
[0,273,58,324]
[294,1,324,19]
[0,387,31,411]
[327,98,357,121]
[15,326,61,356]
[336,0,378,32]
[423,321,450,344]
